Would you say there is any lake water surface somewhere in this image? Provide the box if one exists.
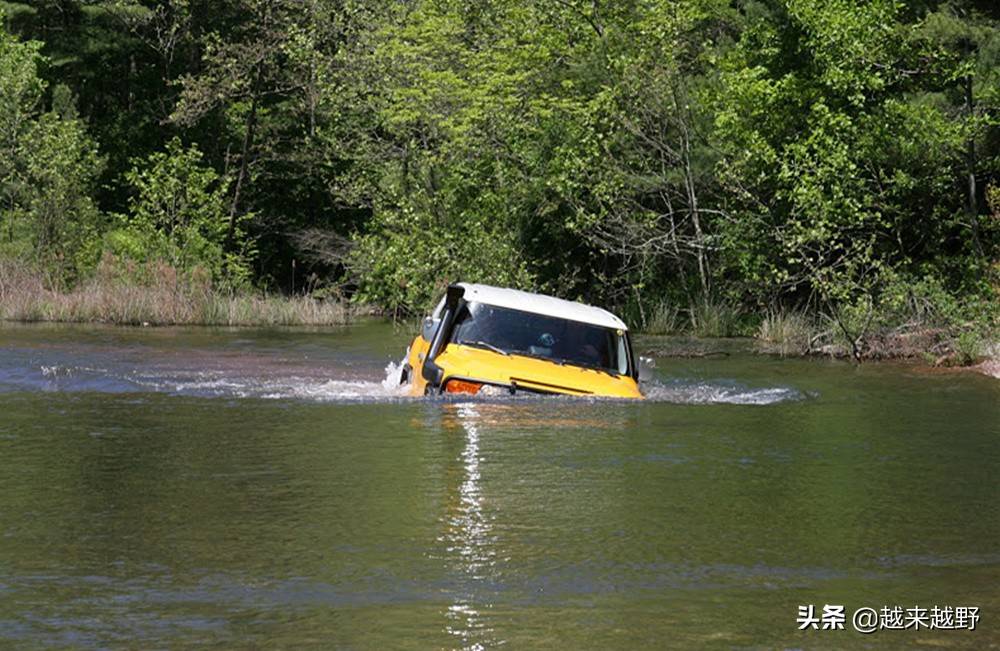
[1,322,997,649]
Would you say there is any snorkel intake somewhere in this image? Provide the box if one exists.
[421,283,465,391]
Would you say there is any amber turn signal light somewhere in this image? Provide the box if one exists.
[444,379,483,394]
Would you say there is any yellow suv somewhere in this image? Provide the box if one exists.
[401,283,643,398]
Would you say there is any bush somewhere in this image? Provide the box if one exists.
[0,24,103,285]
[953,331,982,366]
[350,205,533,314]
[813,270,998,361]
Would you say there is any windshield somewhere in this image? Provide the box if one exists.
[448,301,630,376]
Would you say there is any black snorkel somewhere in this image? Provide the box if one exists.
[421,283,465,391]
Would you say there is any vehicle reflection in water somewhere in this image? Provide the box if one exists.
[433,401,635,649]
[432,399,630,432]
[440,403,498,651]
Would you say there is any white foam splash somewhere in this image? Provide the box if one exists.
[131,368,803,405]
[129,359,412,402]
[31,354,803,406]
[642,381,804,405]
[40,365,62,378]
[263,364,411,401]
[381,359,407,392]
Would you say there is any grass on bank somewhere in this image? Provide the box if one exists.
[639,295,998,366]
[3,253,994,365]
[643,299,745,337]
[0,257,351,327]
[757,309,814,357]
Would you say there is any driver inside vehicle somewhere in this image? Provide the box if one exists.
[584,328,613,368]
[554,326,609,369]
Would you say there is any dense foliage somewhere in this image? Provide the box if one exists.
[0,0,997,331]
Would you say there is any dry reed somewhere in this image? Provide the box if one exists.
[0,257,351,326]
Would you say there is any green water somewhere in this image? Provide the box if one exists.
[0,322,997,649]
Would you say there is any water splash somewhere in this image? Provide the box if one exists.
[381,359,407,392]
[21,361,807,405]
[2,337,806,405]
[642,379,805,405]
[130,361,411,402]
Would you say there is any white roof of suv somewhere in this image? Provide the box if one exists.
[452,283,628,331]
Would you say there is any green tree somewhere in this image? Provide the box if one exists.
[711,0,966,306]
[107,137,251,286]
[335,0,665,311]
[170,0,352,289]
[545,0,737,321]
[0,15,103,283]
[915,1,1000,266]
[2,0,179,212]
[0,13,44,239]
[21,95,104,278]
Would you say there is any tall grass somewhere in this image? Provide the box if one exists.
[0,256,351,326]
[644,301,683,335]
[757,309,814,356]
[640,298,745,337]
[689,299,742,338]
[952,331,983,366]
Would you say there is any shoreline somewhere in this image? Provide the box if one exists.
[3,316,995,380]
[976,342,1000,379]
[0,296,356,328]
[975,359,1000,379]
[0,314,1000,380]
[0,257,361,328]
[639,333,1000,381]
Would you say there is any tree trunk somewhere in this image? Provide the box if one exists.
[671,83,709,299]
[964,69,984,258]
[681,124,709,297]
[228,88,259,245]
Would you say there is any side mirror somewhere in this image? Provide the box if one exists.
[637,355,656,382]
[421,316,439,341]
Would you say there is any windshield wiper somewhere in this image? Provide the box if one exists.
[461,340,509,356]
[570,361,618,377]
[509,350,618,376]
[509,349,551,362]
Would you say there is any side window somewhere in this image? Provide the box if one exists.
[431,296,446,319]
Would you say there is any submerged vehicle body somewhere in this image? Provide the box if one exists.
[401,283,643,398]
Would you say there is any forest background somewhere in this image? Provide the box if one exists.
[0,0,997,360]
